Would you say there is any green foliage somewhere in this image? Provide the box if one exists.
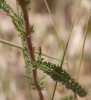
[0,0,45,91]
[0,0,34,65]
[32,48,87,97]
[25,74,45,90]
[0,0,34,33]
[61,95,73,100]
[0,0,23,32]
[0,0,35,89]
[0,0,87,99]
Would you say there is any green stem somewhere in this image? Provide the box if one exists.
[35,51,67,63]
[49,0,82,99]
[44,0,63,50]
[0,39,68,63]
[76,7,91,81]
[0,39,24,49]
[44,0,71,76]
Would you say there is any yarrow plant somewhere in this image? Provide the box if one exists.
[0,0,89,100]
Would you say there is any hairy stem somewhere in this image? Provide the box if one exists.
[18,0,44,100]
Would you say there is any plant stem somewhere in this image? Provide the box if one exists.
[0,38,68,63]
[0,39,24,49]
[18,0,44,100]
[44,0,71,77]
[51,0,82,99]
[76,7,91,81]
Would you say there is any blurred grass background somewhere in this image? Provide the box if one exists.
[0,0,91,100]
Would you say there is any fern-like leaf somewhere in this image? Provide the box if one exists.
[35,56,87,97]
